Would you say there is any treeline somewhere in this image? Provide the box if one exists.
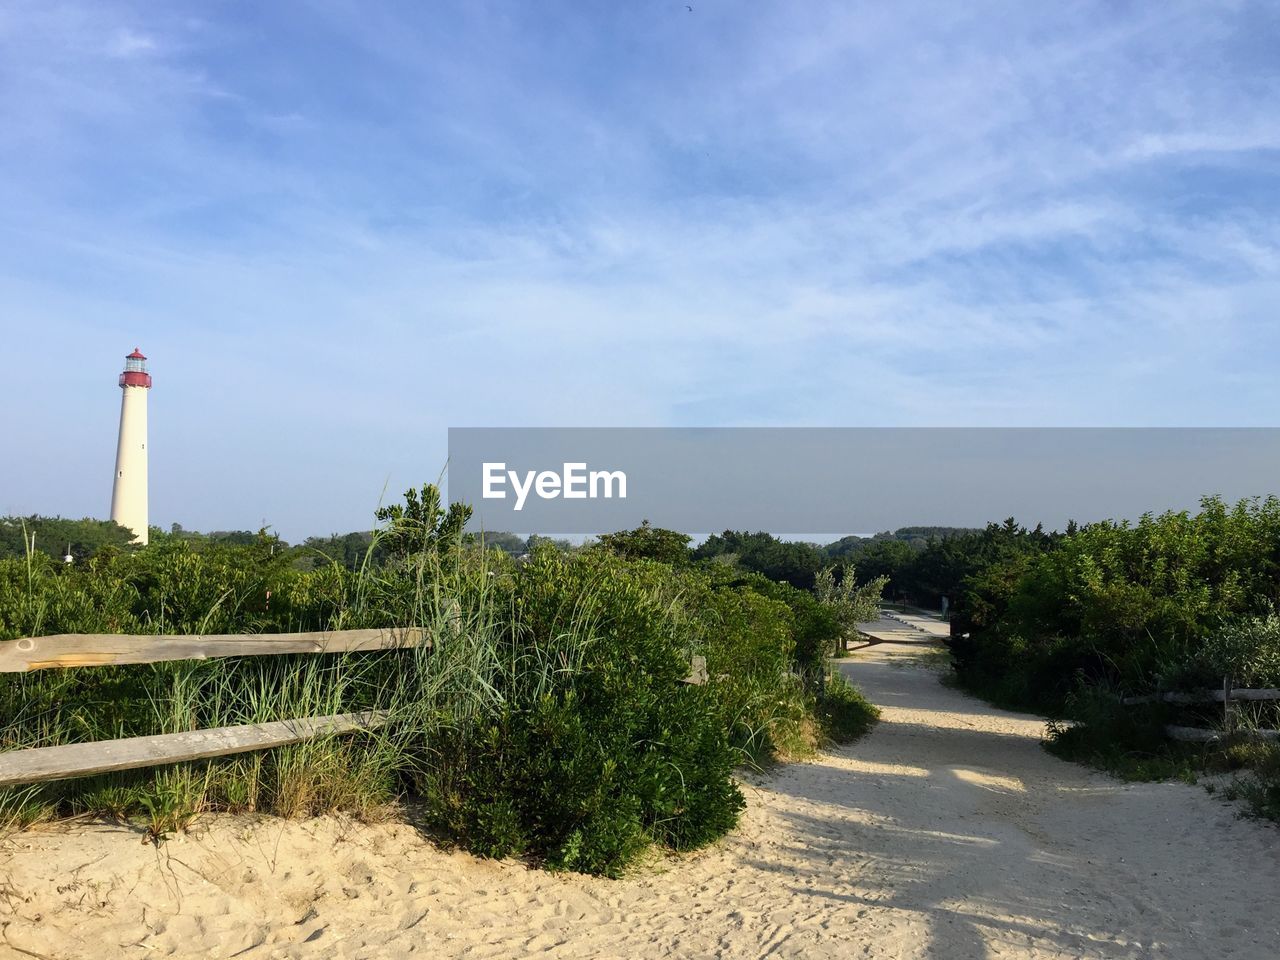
[0,515,136,563]
[0,516,561,572]
[845,521,1061,608]
[934,496,1280,817]
[1,515,987,604]
[938,498,1280,706]
[689,524,1030,607]
[0,491,882,876]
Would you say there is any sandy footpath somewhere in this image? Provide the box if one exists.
[3,643,1279,959]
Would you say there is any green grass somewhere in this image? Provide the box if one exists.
[949,668,1280,824]
[1217,743,1280,820]
[2,501,885,874]
[817,670,880,744]
[1043,721,1207,783]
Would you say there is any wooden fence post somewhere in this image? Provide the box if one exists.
[1224,675,1234,736]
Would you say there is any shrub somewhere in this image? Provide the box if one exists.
[0,488,885,870]
[1167,614,1280,689]
[595,521,692,565]
[1226,745,1280,821]
[693,531,826,589]
[412,546,745,875]
[696,581,808,765]
[950,496,1280,712]
[817,671,879,743]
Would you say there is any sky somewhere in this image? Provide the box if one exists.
[2,1,1279,541]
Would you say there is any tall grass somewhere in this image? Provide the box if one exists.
[0,497,880,871]
[0,521,508,834]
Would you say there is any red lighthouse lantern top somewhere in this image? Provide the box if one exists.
[119,347,152,389]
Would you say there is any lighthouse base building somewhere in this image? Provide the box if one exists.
[110,348,151,545]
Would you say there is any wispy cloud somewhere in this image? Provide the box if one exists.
[108,26,156,58]
[1,0,1278,536]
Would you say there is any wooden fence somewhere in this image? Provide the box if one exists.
[1121,678,1280,743]
[0,628,422,789]
[0,627,429,673]
[0,625,709,789]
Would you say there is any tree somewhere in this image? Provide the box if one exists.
[694,531,825,588]
[815,565,888,655]
[297,530,381,571]
[471,531,527,556]
[596,521,691,565]
[375,483,472,563]
[0,515,137,563]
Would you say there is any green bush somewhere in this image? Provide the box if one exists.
[0,489,884,871]
[413,546,745,876]
[1225,745,1280,820]
[695,581,809,765]
[595,521,692,565]
[1167,614,1280,689]
[950,496,1280,712]
[938,496,1280,809]
[818,671,880,743]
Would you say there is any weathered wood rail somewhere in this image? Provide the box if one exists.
[1163,724,1280,744]
[1122,688,1280,706]
[0,621,708,788]
[0,627,429,673]
[0,626,428,789]
[0,712,389,789]
[1121,677,1280,743]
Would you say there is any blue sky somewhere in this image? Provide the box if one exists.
[2,1,1279,540]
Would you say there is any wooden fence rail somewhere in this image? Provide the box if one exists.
[0,621,707,788]
[1165,724,1280,744]
[1122,688,1280,706]
[1120,677,1280,743]
[0,626,429,788]
[0,712,389,789]
[0,627,431,674]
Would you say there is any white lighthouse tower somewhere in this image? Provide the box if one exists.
[110,347,152,545]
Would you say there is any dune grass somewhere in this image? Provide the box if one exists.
[1,500,878,872]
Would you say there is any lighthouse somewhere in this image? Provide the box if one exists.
[110,348,152,545]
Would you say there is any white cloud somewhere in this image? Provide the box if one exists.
[108,27,156,58]
[1,0,1279,535]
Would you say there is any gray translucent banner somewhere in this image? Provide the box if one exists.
[447,428,1280,534]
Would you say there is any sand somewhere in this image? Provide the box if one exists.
[3,642,1279,959]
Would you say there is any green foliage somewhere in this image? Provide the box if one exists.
[815,565,888,653]
[596,520,692,565]
[165,524,263,547]
[1043,684,1180,778]
[825,527,989,602]
[694,531,826,588]
[817,671,880,743]
[1167,614,1280,689]
[0,515,137,562]
[375,483,472,563]
[1223,745,1280,821]
[414,547,745,876]
[469,530,528,557]
[1,486,880,872]
[695,581,808,765]
[939,496,1280,820]
[295,530,383,571]
[898,519,1058,612]
[526,534,575,553]
[950,497,1280,710]
[710,572,841,692]
[835,538,916,587]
